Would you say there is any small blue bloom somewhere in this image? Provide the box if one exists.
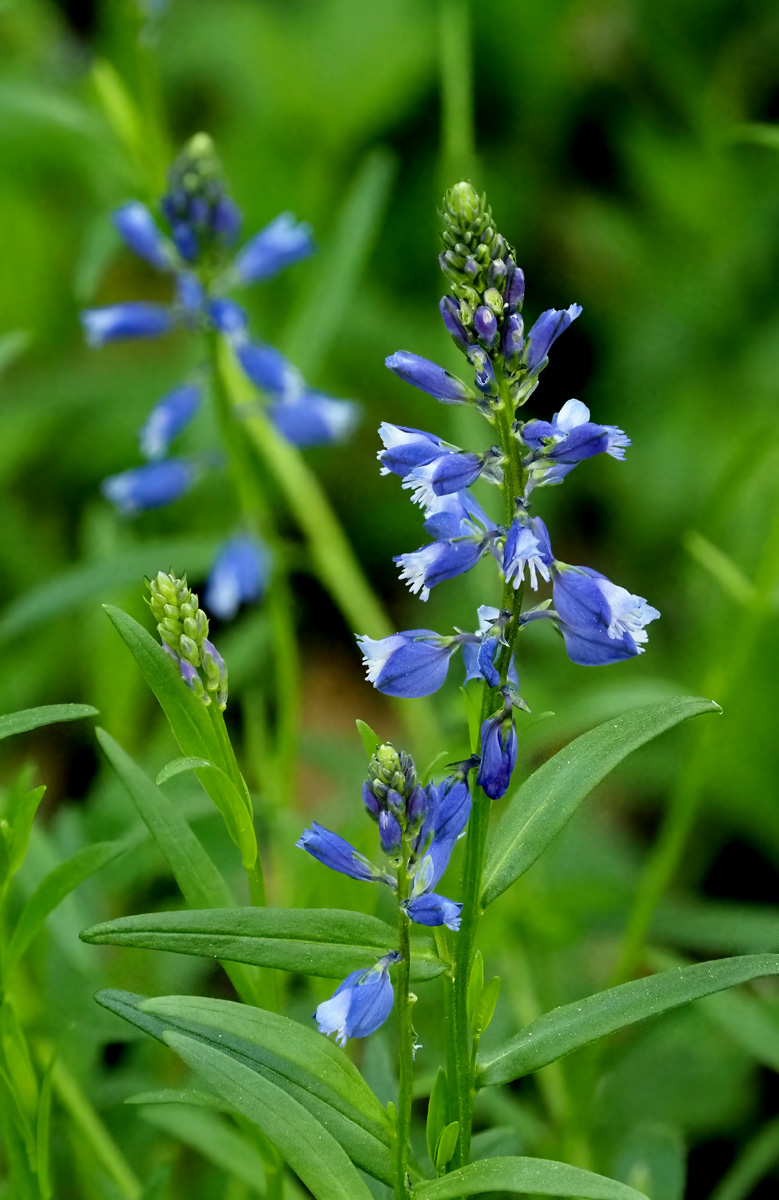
[356,630,461,698]
[501,313,524,370]
[402,452,490,510]
[466,344,498,396]
[405,891,462,931]
[422,490,494,540]
[113,202,173,271]
[552,564,660,666]
[379,811,402,855]
[503,511,553,590]
[296,821,381,883]
[233,213,314,284]
[477,712,518,800]
[205,535,270,620]
[377,424,455,477]
[395,537,490,602]
[440,296,469,347]
[139,382,202,460]
[176,272,205,317]
[505,259,525,312]
[81,302,174,347]
[208,298,249,336]
[386,351,475,405]
[235,338,300,395]
[523,399,630,489]
[462,606,518,689]
[523,304,582,375]
[315,951,401,1047]
[101,459,194,513]
[473,305,498,348]
[416,773,473,887]
[268,392,358,447]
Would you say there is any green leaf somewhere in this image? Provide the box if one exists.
[467,952,484,1025]
[95,730,233,910]
[126,1089,227,1110]
[4,841,124,974]
[103,607,256,867]
[473,977,501,1037]
[0,331,30,375]
[435,1122,459,1172]
[0,704,98,741]
[684,531,757,608]
[477,954,779,1088]
[35,1058,54,1200]
[137,1102,268,1196]
[7,786,46,876]
[356,719,380,759]
[153,753,255,863]
[426,1068,449,1168]
[481,697,720,908]
[93,732,258,1005]
[163,1031,375,1200]
[81,905,445,982]
[412,1156,648,1199]
[156,757,216,785]
[98,989,392,1186]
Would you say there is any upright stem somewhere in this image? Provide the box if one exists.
[439,0,476,183]
[395,851,414,1200]
[449,376,526,1168]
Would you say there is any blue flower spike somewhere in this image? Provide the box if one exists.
[316,952,402,1047]
[205,535,270,620]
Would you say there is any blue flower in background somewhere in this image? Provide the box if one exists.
[82,135,357,532]
[205,536,270,620]
[316,952,401,1046]
[100,459,194,513]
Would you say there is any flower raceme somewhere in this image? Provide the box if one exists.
[355,180,658,809]
[82,135,357,624]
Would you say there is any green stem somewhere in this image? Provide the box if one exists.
[395,855,414,1200]
[438,0,476,183]
[450,378,526,1169]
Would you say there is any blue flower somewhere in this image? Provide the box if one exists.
[315,951,401,1046]
[232,213,314,284]
[379,811,402,855]
[552,564,660,666]
[477,712,518,800]
[415,771,473,888]
[522,304,582,375]
[81,302,175,347]
[356,630,463,698]
[501,312,524,370]
[101,459,194,513]
[205,536,270,620]
[503,511,553,590]
[296,822,383,883]
[377,424,456,477]
[385,351,475,405]
[523,399,629,489]
[439,296,469,347]
[394,492,500,601]
[461,607,519,689]
[466,345,498,397]
[403,856,462,931]
[139,382,202,460]
[473,305,498,348]
[114,202,174,271]
[268,392,359,447]
[505,259,525,312]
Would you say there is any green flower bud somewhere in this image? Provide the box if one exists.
[145,571,228,711]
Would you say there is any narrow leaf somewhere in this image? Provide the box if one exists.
[138,1102,267,1195]
[81,906,445,981]
[435,1122,459,1171]
[426,1068,448,1167]
[412,1156,648,1199]
[478,954,779,1088]
[164,1031,375,1200]
[0,704,97,741]
[481,697,720,908]
[4,841,124,973]
[7,785,46,876]
[356,719,380,760]
[156,757,216,785]
[35,1059,55,1200]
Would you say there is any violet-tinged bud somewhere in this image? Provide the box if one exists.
[505,260,525,312]
[477,713,518,800]
[473,305,498,349]
[439,296,470,347]
[362,781,381,820]
[379,811,402,856]
[466,344,498,397]
[487,258,508,289]
[501,313,524,371]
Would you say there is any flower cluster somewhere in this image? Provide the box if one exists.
[82,134,356,619]
[146,570,228,709]
[358,182,659,802]
[299,742,475,1045]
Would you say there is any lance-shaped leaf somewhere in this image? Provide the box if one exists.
[96,990,393,1185]
[81,906,445,982]
[0,704,98,741]
[103,606,256,867]
[481,697,720,908]
[411,1156,648,1199]
[477,954,779,1088]
[164,1031,374,1200]
[5,841,124,974]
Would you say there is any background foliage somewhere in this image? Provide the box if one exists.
[1,0,779,1197]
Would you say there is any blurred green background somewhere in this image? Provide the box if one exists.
[2,0,779,1197]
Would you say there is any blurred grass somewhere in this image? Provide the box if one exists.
[1,0,779,1196]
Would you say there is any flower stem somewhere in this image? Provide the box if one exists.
[395,854,414,1200]
[449,378,526,1168]
[438,0,476,183]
